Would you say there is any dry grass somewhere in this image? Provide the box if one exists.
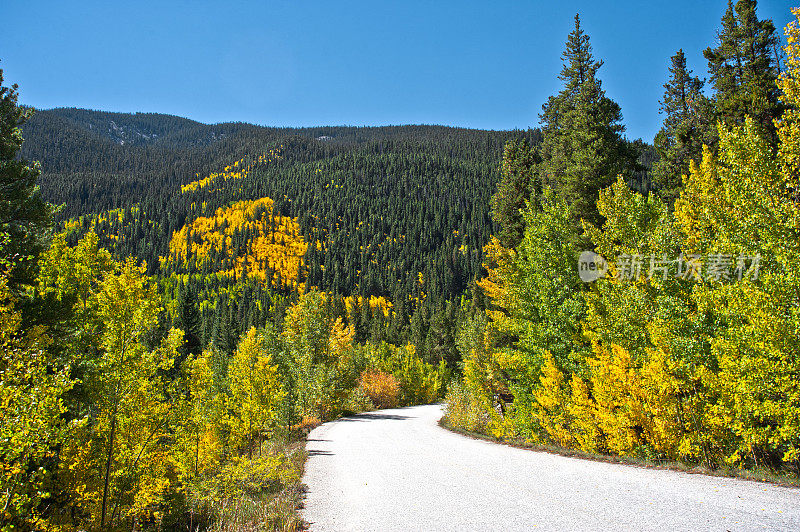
[205,482,305,532]
[186,440,309,532]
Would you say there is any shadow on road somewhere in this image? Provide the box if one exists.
[337,412,411,422]
[308,449,334,456]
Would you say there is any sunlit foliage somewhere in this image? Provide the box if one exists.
[0,259,72,531]
[181,149,283,194]
[168,197,307,291]
[447,7,800,476]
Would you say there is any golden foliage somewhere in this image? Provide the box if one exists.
[329,317,355,357]
[181,149,282,194]
[0,270,72,530]
[173,351,224,483]
[534,352,572,448]
[358,371,400,409]
[228,328,285,453]
[343,294,393,318]
[167,197,308,290]
[476,235,515,309]
[447,12,800,473]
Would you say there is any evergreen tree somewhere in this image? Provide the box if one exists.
[652,49,715,205]
[490,139,539,249]
[425,301,460,367]
[628,138,658,195]
[175,282,202,361]
[538,15,636,226]
[212,301,236,357]
[0,69,53,289]
[704,0,782,143]
[355,300,372,344]
[409,305,429,361]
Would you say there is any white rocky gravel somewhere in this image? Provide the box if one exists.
[302,404,800,531]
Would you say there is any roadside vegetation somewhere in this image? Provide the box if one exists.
[0,75,447,529]
[2,222,446,531]
[445,3,800,483]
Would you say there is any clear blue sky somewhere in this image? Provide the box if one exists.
[3,0,795,142]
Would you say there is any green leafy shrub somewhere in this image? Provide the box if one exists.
[367,342,446,406]
[442,381,490,434]
[343,387,374,414]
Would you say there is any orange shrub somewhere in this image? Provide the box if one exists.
[359,370,400,409]
[291,416,321,436]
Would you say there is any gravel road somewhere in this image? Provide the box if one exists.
[302,404,799,531]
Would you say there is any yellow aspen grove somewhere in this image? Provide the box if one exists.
[475,236,516,323]
[636,346,685,460]
[57,258,183,529]
[566,374,603,453]
[587,343,643,456]
[329,317,355,357]
[0,269,72,530]
[167,197,308,290]
[228,327,285,457]
[673,148,725,254]
[343,295,393,319]
[180,149,283,194]
[534,352,573,448]
[443,7,800,476]
[173,352,225,485]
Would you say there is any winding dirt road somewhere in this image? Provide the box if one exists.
[302,404,799,531]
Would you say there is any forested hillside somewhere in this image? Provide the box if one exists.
[22,107,657,360]
[8,100,496,528]
[22,109,550,358]
[6,108,550,529]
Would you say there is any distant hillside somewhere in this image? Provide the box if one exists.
[20,108,538,218]
[24,108,267,148]
[20,108,542,318]
[18,107,653,360]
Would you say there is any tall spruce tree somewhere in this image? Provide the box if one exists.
[652,49,715,205]
[538,15,635,226]
[0,68,53,289]
[211,300,237,356]
[175,282,202,362]
[704,0,782,144]
[490,138,539,249]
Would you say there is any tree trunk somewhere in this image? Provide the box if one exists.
[101,405,118,528]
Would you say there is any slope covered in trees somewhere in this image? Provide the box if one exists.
[24,104,658,361]
[23,110,554,359]
[5,103,458,529]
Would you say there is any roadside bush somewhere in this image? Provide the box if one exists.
[185,444,306,532]
[442,381,489,434]
[343,387,374,414]
[358,370,400,409]
[291,416,321,436]
[367,342,446,405]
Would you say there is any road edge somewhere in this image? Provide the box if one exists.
[437,416,800,489]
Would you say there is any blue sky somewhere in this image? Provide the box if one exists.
[3,0,795,142]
